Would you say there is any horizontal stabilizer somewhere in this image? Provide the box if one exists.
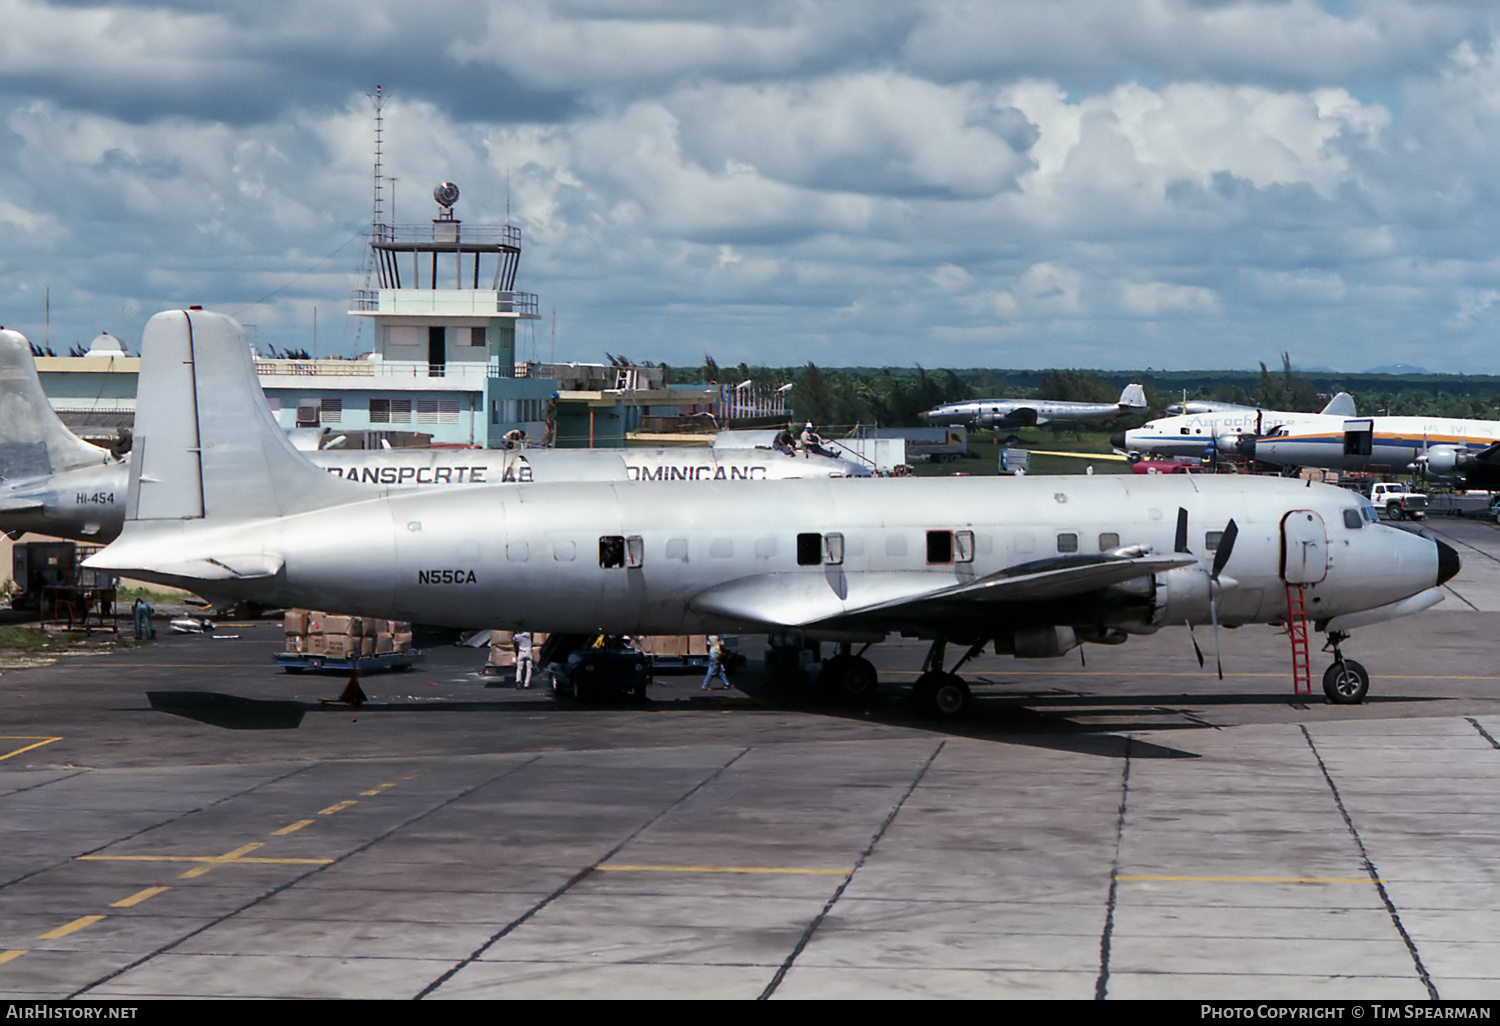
[87,550,284,581]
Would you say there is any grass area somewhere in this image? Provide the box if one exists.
[115,585,189,604]
[910,429,1131,478]
[0,625,88,652]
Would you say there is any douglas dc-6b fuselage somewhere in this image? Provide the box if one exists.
[922,383,1147,429]
[0,327,866,542]
[85,309,1459,712]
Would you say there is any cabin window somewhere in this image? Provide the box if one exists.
[625,536,644,568]
[554,541,576,562]
[885,535,908,557]
[1205,531,1223,551]
[1014,532,1035,554]
[824,533,845,565]
[927,530,953,565]
[506,542,529,562]
[665,537,689,561]
[798,533,822,566]
[754,537,776,559]
[709,538,733,560]
[1056,533,1078,554]
[1099,532,1120,551]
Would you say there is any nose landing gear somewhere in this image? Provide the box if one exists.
[1321,631,1369,704]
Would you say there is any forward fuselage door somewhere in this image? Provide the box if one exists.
[1281,509,1328,585]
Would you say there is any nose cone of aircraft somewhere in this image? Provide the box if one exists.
[1109,430,1126,449]
[917,411,931,424]
[1437,539,1461,586]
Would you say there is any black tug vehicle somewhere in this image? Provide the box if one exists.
[541,633,653,701]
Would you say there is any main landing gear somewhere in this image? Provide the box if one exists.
[819,642,879,701]
[1321,630,1369,705]
[911,637,987,719]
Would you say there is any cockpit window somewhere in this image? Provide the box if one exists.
[1343,508,1363,529]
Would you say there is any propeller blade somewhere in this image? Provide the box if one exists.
[1175,507,1190,554]
[1210,519,1238,581]
[1186,619,1205,668]
[1210,594,1224,681]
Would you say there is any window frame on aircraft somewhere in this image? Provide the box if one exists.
[926,530,953,565]
[1099,532,1120,551]
[599,535,644,569]
[824,533,844,565]
[954,531,974,563]
[1205,531,1223,551]
[798,532,822,566]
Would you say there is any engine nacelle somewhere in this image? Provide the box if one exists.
[1420,445,1464,480]
[1149,565,1213,626]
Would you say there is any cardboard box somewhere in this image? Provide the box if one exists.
[284,610,309,635]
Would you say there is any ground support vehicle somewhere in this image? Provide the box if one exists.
[273,650,422,675]
[542,634,653,700]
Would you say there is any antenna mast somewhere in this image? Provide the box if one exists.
[370,84,384,238]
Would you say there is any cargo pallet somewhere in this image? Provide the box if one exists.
[273,650,423,675]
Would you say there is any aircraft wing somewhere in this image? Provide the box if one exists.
[0,495,43,513]
[689,553,1195,630]
[85,551,285,581]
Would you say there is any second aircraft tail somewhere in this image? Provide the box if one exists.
[0,327,112,482]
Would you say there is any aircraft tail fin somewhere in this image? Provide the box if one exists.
[1320,392,1357,417]
[1118,383,1147,410]
[128,309,367,522]
[0,327,112,482]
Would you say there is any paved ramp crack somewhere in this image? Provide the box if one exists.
[1094,736,1132,1000]
[1301,726,1438,1000]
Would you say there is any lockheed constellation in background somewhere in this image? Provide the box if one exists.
[920,383,1147,429]
[1115,392,1358,461]
[0,327,867,544]
[84,309,1457,712]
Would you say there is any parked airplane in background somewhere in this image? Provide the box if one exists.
[1115,393,1359,461]
[920,383,1148,429]
[1249,416,1500,489]
[85,309,1457,711]
[0,327,868,543]
[1165,394,1357,417]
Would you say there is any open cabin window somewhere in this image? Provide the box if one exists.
[926,530,953,565]
[599,535,644,569]
[954,530,974,563]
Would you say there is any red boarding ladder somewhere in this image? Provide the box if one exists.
[1285,585,1311,695]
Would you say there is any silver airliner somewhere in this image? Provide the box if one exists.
[86,310,1457,712]
[921,383,1147,429]
[0,327,866,542]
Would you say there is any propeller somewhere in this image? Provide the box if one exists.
[1176,508,1239,680]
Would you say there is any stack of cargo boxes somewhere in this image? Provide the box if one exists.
[486,630,549,673]
[283,610,413,658]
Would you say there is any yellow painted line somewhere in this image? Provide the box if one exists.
[359,784,395,796]
[319,800,357,815]
[1118,875,1379,884]
[0,737,63,761]
[1028,450,1130,462]
[0,950,27,965]
[111,886,170,908]
[596,864,849,876]
[271,819,315,836]
[38,915,106,940]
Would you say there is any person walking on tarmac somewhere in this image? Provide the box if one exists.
[131,597,156,640]
[701,635,732,690]
[514,631,534,689]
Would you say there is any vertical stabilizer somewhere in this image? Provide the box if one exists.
[1320,392,1357,417]
[129,309,368,522]
[1118,383,1147,410]
[0,328,110,481]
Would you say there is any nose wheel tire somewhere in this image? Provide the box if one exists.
[1322,659,1369,704]
[912,671,971,718]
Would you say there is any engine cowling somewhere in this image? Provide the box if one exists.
[1149,565,1214,627]
[1419,445,1464,480]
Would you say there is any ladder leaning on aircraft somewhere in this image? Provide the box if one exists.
[84,309,1459,716]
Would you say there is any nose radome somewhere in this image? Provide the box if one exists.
[1109,431,1126,449]
[1436,539,1461,586]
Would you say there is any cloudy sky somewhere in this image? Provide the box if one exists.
[5,1,1500,372]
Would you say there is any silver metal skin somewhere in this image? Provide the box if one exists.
[920,384,1147,429]
[0,329,865,543]
[86,310,1456,673]
[1249,416,1500,486]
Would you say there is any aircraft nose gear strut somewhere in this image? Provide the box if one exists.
[1320,629,1369,705]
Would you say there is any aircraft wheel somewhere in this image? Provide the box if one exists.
[820,655,878,702]
[1322,660,1369,705]
[913,671,971,719]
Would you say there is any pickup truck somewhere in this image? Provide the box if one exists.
[1361,480,1428,520]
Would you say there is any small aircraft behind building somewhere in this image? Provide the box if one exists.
[0,327,867,544]
[84,309,1458,712]
[921,383,1147,429]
